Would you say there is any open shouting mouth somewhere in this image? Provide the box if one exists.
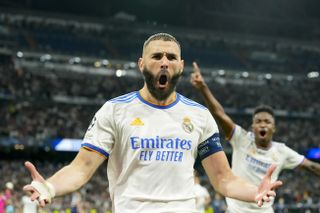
[157,71,170,90]
[259,129,267,137]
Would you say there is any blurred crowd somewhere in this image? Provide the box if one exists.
[1,61,319,113]
[1,11,319,213]
[1,55,319,154]
[1,159,319,213]
[1,54,319,212]
[0,160,111,213]
[1,12,320,73]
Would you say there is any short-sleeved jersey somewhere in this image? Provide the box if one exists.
[82,91,221,213]
[226,125,304,213]
[194,183,210,212]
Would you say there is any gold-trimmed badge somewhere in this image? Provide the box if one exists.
[182,117,194,133]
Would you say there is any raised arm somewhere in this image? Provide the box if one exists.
[23,148,105,207]
[299,158,320,176]
[190,62,235,139]
[202,152,282,207]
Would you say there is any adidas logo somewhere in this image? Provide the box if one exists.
[130,118,144,126]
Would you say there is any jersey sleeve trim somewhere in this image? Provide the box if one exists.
[294,156,305,168]
[109,91,138,103]
[226,125,236,141]
[81,143,109,158]
[179,94,207,109]
[198,132,223,161]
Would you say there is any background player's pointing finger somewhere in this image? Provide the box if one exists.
[192,62,201,73]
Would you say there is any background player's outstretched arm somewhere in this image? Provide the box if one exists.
[190,62,235,140]
[23,148,105,207]
[300,158,320,176]
[202,152,282,207]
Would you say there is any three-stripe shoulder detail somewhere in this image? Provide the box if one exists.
[179,95,207,109]
[109,92,138,103]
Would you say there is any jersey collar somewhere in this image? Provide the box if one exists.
[137,91,180,109]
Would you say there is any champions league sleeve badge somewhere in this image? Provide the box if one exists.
[182,117,194,134]
[87,116,97,131]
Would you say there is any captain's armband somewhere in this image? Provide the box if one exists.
[198,133,223,160]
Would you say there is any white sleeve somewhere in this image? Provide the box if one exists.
[197,110,223,160]
[81,101,116,157]
[229,124,250,149]
[282,144,305,169]
[200,110,219,142]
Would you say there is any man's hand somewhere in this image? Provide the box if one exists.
[190,62,207,89]
[23,161,56,207]
[255,164,283,207]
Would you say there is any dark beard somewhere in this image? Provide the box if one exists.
[142,68,181,101]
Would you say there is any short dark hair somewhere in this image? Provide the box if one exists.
[142,33,181,56]
[253,105,274,118]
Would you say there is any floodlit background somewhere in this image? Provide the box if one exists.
[0,0,319,212]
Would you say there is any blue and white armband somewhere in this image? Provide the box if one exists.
[198,133,223,160]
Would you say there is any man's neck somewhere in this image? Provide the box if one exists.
[254,140,272,150]
[139,86,177,106]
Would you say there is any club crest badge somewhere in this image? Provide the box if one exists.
[182,117,194,134]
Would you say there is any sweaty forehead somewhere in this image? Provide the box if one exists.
[144,40,181,56]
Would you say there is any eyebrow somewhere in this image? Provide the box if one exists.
[151,52,178,58]
[254,118,274,122]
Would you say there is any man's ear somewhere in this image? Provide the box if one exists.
[138,58,144,72]
[179,59,184,75]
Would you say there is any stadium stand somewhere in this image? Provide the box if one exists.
[0,11,319,212]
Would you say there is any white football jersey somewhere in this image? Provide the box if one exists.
[194,183,210,212]
[226,125,304,213]
[82,91,221,213]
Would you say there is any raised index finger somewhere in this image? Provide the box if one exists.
[25,161,43,181]
[192,62,201,74]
